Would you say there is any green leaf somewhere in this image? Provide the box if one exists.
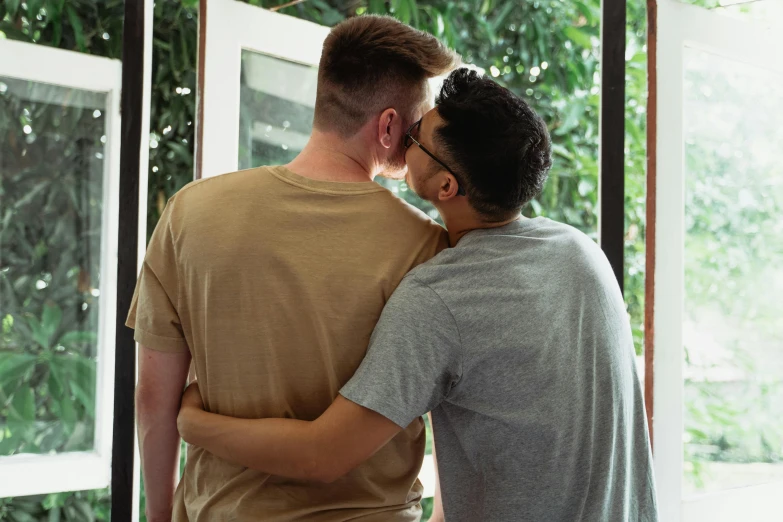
[409,0,420,28]
[48,371,64,400]
[554,102,584,136]
[166,141,192,165]
[392,0,411,23]
[27,0,44,17]
[48,507,62,522]
[476,16,498,46]
[489,1,515,33]
[46,0,65,21]
[62,421,90,452]
[180,26,190,71]
[2,314,13,334]
[551,144,575,161]
[26,315,50,349]
[0,353,36,391]
[58,331,97,347]
[52,19,63,46]
[529,198,543,216]
[10,511,37,522]
[42,303,62,340]
[13,181,48,209]
[67,354,97,381]
[368,0,387,14]
[72,500,95,522]
[7,0,20,18]
[575,0,599,25]
[564,26,594,50]
[59,397,77,431]
[11,385,36,422]
[65,5,86,51]
[70,379,95,418]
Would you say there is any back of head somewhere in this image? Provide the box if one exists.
[435,69,553,222]
[315,15,459,137]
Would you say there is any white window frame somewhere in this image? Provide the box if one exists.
[0,39,122,498]
[199,0,438,498]
[652,2,783,520]
[200,0,329,179]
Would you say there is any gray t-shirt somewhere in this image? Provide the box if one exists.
[340,217,658,522]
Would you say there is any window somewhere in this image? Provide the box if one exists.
[0,38,122,497]
[650,1,783,519]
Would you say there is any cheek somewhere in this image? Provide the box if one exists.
[404,150,421,184]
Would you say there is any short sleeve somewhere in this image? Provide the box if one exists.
[340,276,461,428]
[126,200,188,353]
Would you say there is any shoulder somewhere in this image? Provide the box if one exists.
[368,192,448,257]
[530,218,603,257]
[162,167,276,225]
[534,219,618,289]
[386,272,442,309]
[170,167,273,203]
[382,270,455,327]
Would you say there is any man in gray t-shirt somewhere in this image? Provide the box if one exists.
[176,69,657,521]
[341,216,657,521]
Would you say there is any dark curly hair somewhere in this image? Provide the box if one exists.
[434,68,552,221]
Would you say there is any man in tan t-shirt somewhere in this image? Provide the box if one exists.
[128,15,458,522]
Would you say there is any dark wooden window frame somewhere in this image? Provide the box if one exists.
[111,0,148,520]
[599,0,627,293]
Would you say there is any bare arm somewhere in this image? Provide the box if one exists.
[136,345,191,522]
[428,412,446,522]
[177,383,402,483]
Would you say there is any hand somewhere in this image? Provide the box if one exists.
[180,381,204,411]
[177,381,204,442]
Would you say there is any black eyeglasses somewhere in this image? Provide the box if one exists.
[404,119,466,196]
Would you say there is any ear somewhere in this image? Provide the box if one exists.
[438,173,461,202]
[377,108,399,149]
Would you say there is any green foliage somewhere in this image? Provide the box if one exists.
[0,490,110,521]
[147,0,198,234]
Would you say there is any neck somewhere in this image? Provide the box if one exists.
[286,130,376,183]
[442,211,522,246]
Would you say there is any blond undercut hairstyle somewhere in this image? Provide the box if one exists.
[314,15,459,137]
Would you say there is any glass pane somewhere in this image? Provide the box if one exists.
[239,50,317,169]
[0,78,106,457]
[682,47,783,496]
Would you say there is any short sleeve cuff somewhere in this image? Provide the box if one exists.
[131,325,189,353]
[339,383,418,429]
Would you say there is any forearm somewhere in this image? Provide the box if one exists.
[178,409,326,481]
[137,397,181,522]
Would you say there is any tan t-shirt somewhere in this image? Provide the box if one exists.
[127,166,448,522]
